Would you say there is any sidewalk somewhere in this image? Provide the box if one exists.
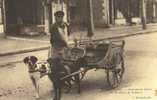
[0,38,50,56]
[70,23,157,40]
[2,23,157,57]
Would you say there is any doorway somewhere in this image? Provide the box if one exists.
[5,0,44,35]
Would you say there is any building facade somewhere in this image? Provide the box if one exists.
[114,0,157,24]
[3,0,45,35]
[68,0,111,28]
[0,0,157,36]
[0,0,68,35]
[67,0,141,28]
[146,0,157,23]
[0,0,5,36]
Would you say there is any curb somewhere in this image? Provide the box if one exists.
[92,28,157,41]
[0,46,50,57]
[7,36,49,43]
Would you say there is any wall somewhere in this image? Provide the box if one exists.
[146,0,157,23]
[0,24,4,37]
[93,0,110,27]
[0,0,4,37]
[77,0,110,28]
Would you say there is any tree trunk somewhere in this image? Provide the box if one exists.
[141,0,147,29]
[109,0,115,25]
[87,0,94,38]
[152,1,156,22]
[2,0,7,37]
[44,1,52,34]
[126,0,132,25]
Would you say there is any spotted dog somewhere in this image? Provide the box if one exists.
[23,56,50,99]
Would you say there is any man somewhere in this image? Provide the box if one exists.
[49,11,69,100]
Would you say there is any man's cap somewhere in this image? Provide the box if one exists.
[54,11,64,17]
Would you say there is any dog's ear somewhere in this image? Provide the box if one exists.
[23,57,29,64]
[30,56,38,64]
[47,58,52,64]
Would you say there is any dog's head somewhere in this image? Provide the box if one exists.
[23,56,38,66]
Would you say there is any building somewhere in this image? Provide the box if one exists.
[0,0,5,37]
[146,0,157,23]
[113,0,140,25]
[1,0,68,36]
[114,0,157,25]
[67,0,141,28]
[0,0,157,37]
[0,0,142,36]
[67,0,111,28]
[4,0,45,35]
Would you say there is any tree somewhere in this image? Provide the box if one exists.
[87,0,94,38]
[140,0,147,29]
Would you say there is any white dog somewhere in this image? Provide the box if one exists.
[23,56,50,99]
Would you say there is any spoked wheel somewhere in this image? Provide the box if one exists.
[106,57,125,88]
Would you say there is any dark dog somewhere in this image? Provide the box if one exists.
[23,56,50,99]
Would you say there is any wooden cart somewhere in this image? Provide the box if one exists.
[61,39,125,89]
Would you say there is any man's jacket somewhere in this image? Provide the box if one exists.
[50,22,69,48]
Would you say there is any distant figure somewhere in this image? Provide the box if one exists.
[49,11,69,100]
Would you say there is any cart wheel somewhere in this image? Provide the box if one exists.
[106,57,124,88]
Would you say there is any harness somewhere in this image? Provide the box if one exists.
[28,61,50,74]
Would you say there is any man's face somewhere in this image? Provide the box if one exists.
[55,16,63,23]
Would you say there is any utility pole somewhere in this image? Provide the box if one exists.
[65,0,70,23]
[152,0,156,22]
[44,0,52,34]
[140,0,147,29]
[2,0,7,38]
[128,0,132,25]
[87,0,94,38]
[1,0,7,38]
[109,0,115,25]
[65,0,71,36]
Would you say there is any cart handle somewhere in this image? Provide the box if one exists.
[60,68,87,80]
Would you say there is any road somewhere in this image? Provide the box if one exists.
[0,33,157,100]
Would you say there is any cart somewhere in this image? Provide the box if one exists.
[61,39,125,89]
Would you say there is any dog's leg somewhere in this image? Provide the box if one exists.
[30,77,39,99]
[36,80,40,99]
